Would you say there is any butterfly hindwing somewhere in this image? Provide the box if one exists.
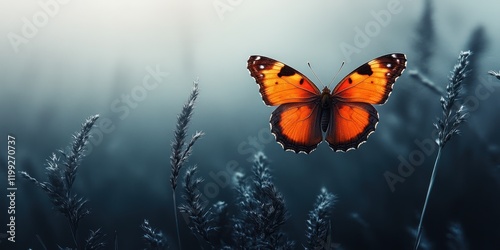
[332,53,406,104]
[247,56,321,106]
[270,102,323,154]
[326,102,379,152]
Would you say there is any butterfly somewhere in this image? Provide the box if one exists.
[247,53,407,154]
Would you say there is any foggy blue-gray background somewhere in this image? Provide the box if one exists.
[1,0,500,249]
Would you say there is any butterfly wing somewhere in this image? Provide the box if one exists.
[248,55,323,153]
[326,102,379,152]
[247,55,321,106]
[325,53,406,151]
[270,102,323,154]
[332,53,407,104]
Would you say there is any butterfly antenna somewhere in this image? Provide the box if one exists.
[328,61,345,88]
[307,62,326,87]
[327,61,345,89]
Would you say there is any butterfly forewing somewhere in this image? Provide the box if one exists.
[332,53,407,104]
[247,56,321,106]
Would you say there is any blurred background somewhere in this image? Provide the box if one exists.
[1,0,499,249]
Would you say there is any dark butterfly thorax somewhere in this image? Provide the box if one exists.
[320,86,333,132]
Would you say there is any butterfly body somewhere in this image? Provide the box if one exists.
[248,54,406,154]
[319,87,333,132]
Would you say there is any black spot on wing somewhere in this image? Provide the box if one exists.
[299,78,304,85]
[277,65,295,77]
[357,63,373,76]
[348,78,353,84]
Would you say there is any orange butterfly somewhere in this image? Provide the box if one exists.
[247,53,407,154]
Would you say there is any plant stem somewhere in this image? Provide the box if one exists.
[415,146,442,249]
[36,234,48,250]
[68,219,78,249]
[114,231,118,250]
[173,191,182,250]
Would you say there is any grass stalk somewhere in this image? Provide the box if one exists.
[169,82,201,250]
[414,51,471,249]
[173,192,182,250]
[414,146,442,249]
[20,114,100,249]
